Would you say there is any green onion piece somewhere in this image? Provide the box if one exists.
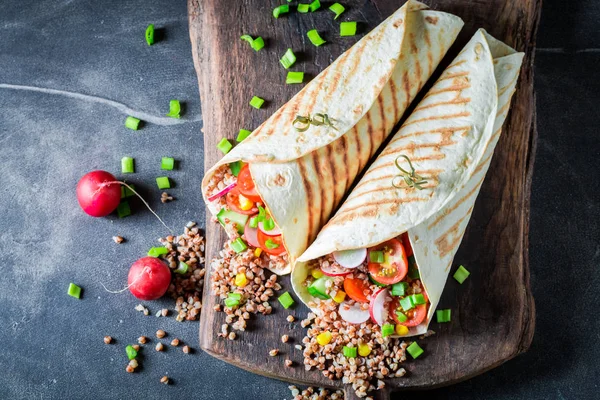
[400,296,414,312]
[309,0,321,11]
[161,157,175,170]
[286,72,304,84]
[166,99,181,118]
[453,265,470,284]
[175,261,189,275]
[411,293,426,305]
[126,345,138,360]
[117,201,131,218]
[229,161,242,177]
[249,216,258,229]
[408,258,420,279]
[236,129,252,142]
[228,292,242,301]
[262,218,275,231]
[391,282,408,296]
[407,342,424,359]
[249,96,265,109]
[147,246,168,257]
[67,283,81,299]
[145,24,154,46]
[240,35,265,52]
[381,323,395,338]
[156,176,171,190]
[122,184,135,198]
[280,48,297,69]
[297,4,310,13]
[265,239,280,249]
[231,238,248,253]
[436,309,451,323]
[121,157,134,174]
[307,29,326,46]
[257,205,267,222]
[278,292,295,309]
[217,138,233,154]
[273,4,289,18]
[369,251,384,263]
[396,311,408,323]
[125,116,141,130]
[342,345,357,358]
[121,186,125,199]
[340,21,357,37]
[329,3,345,19]
[224,298,240,308]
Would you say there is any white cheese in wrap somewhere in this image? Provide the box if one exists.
[202,1,464,274]
[295,30,524,336]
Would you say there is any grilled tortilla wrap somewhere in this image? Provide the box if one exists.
[294,29,524,336]
[201,1,463,274]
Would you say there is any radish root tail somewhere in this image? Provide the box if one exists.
[100,266,153,294]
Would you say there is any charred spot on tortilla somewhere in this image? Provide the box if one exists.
[393,18,403,28]
[474,42,484,60]
[252,154,275,162]
[353,104,364,115]
[425,16,439,25]
[293,218,298,224]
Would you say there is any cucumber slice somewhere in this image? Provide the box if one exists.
[369,274,388,287]
[308,276,331,300]
[216,208,249,235]
[408,255,420,279]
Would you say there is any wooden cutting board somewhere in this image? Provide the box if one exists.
[189,1,540,398]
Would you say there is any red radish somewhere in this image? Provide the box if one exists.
[244,219,261,248]
[258,220,282,236]
[333,248,367,269]
[208,182,237,202]
[76,170,121,217]
[369,288,389,326]
[128,256,171,300]
[338,301,370,324]
[321,263,351,277]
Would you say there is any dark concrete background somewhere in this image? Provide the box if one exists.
[0,0,598,399]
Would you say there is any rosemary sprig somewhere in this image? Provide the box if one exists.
[293,113,337,132]
[392,155,428,190]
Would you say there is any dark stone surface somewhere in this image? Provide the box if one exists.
[0,0,597,399]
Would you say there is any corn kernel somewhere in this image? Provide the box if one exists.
[234,273,248,287]
[316,331,332,346]
[333,290,346,304]
[238,194,253,210]
[254,248,262,257]
[311,269,324,279]
[395,324,409,336]
[358,343,371,357]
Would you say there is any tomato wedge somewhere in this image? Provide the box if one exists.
[256,229,286,256]
[389,289,428,327]
[225,187,258,215]
[401,232,413,258]
[237,164,263,203]
[343,277,371,303]
[367,239,408,285]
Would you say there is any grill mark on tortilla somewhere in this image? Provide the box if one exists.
[413,96,471,112]
[296,157,312,250]
[434,206,472,258]
[445,59,467,71]
[312,150,327,229]
[335,197,430,223]
[324,141,339,207]
[319,45,354,109]
[427,52,433,77]
[427,174,485,229]
[409,33,418,54]
[389,125,471,146]
[388,78,400,122]
[498,74,519,96]
[422,82,471,100]
[473,151,494,175]
[264,75,317,137]
[495,101,511,118]
[437,71,470,82]
[353,169,443,191]
[347,181,438,203]
[402,111,471,128]
[376,92,387,147]
[402,70,411,110]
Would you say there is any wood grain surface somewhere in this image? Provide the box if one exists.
[189,1,541,398]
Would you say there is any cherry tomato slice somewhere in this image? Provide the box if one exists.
[225,187,258,215]
[401,232,413,258]
[367,239,408,285]
[237,164,263,203]
[343,277,371,303]
[256,229,286,256]
[389,287,428,327]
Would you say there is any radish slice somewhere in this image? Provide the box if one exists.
[258,220,282,236]
[338,302,370,324]
[208,182,237,202]
[321,263,351,277]
[333,248,367,269]
[369,288,389,326]
[244,220,261,248]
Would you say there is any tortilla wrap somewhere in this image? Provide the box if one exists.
[201,1,464,274]
[294,29,524,336]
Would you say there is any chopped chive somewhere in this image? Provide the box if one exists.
[145,24,155,46]
[231,238,248,253]
[224,298,240,308]
[228,292,242,301]
[273,4,289,18]
[126,345,138,360]
[396,311,408,323]
[278,292,295,309]
[340,21,357,37]
[410,293,426,305]
[156,176,170,190]
[175,261,189,275]
[161,157,175,170]
[229,161,242,177]
[166,100,181,118]
[369,251,384,263]
[408,257,420,279]
[67,283,81,299]
[125,116,140,130]
[436,309,451,323]
[280,48,297,69]
[286,71,305,84]
[453,265,470,284]
[342,345,357,358]
[297,4,310,13]
[391,282,408,296]
[265,239,280,249]
[381,323,395,337]
[400,296,413,312]
[407,342,424,359]
[240,35,265,51]
[249,216,258,229]
[217,138,233,154]
[329,3,345,19]
[117,201,131,218]
[147,246,168,257]
[307,29,326,46]
[309,0,321,11]
[249,96,265,109]
[122,184,135,198]
[236,129,252,142]
[262,218,275,231]
[121,157,134,174]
